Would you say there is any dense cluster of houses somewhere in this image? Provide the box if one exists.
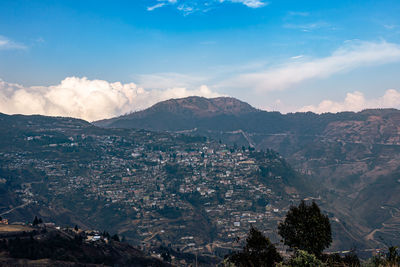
[0,127,302,256]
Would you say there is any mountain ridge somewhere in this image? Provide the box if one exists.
[92,97,400,151]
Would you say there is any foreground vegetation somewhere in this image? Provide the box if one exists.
[2,202,400,266]
[225,201,400,267]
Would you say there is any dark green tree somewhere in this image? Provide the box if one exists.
[387,246,399,265]
[103,231,110,239]
[228,226,282,267]
[111,234,120,242]
[161,250,171,263]
[32,216,39,226]
[278,200,332,257]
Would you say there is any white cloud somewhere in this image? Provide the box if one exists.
[299,89,400,113]
[146,0,267,14]
[283,21,330,31]
[222,41,400,92]
[0,35,26,50]
[384,24,397,30]
[287,11,309,17]
[147,3,166,11]
[291,55,304,60]
[177,4,195,15]
[0,77,221,121]
[221,0,267,8]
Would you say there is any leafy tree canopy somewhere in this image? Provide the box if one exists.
[278,200,332,256]
[228,226,282,267]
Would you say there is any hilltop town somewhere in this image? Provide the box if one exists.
[0,113,305,258]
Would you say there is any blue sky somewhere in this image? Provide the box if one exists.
[1,0,400,120]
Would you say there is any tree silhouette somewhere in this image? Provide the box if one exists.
[32,216,39,226]
[111,234,120,242]
[228,226,282,267]
[161,250,171,263]
[387,246,399,265]
[278,200,332,257]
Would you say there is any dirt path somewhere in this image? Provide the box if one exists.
[0,201,31,216]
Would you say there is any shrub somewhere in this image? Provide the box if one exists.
[289,250,324,267]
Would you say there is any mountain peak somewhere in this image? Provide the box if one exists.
[146,96,257,117]
[93,96,258,129]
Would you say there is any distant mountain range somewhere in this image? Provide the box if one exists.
[94,96,400,250]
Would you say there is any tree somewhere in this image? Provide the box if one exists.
[278,200,332,257]
[103,231,110,239]
[227,226,282,267]
[32,216,39,226]
[111,234,120,242]
[387,246,399,265]
[74,225,79,231]
[161,250,171,263]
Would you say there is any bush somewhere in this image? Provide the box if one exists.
[289,250,323,267]
[343,251,360,266]
[364,246,400,267]
[322,252,360,267]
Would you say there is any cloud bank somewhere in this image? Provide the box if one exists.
[0,77,220,121]
[1,76,399,120]
[299,89,400,113]
[223,41,400,92]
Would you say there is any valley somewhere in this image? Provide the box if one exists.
[0,112,308,260]
[1,97,400,260]
[95,96,400,252]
